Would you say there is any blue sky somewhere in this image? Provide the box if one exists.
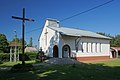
[0,0,120,48]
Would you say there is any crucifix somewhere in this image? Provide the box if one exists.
[12,8,34,65]
[45,29,48,46]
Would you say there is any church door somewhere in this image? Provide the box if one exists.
[62,45,70,58]
[53,45,58,57]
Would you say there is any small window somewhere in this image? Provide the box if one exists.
[81,42,84,52]
[100,43,102,52]
[95,43,97,52]
[97,43,100,52]
[86,42,88,52]
[91,43,93,52]
[82,42,86,53]
[64,47,68,51]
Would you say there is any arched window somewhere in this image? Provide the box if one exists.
[62,44,71,58]
[88,43,91,53]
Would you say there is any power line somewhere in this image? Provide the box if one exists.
[60,0,114,22]
[26,27,42,33]
[26,0,114,33]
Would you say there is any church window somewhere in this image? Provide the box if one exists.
[95,43,97,52]
[91,43,93,52]
[83,42,87,53]
[97,43,100,52]
[100,43,102,52]
[81,42,84,52]
[82,42,85,53]
[64,47,68,51]
[86,42,88,52]
[87,43,89,52]
[92,43,96,53]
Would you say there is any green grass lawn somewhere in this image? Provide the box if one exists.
[0,59,120,80]
[0,60,35,67]
[90,59,120,66]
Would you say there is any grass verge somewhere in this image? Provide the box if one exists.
[0,59,120,80]
[0,60,35,67]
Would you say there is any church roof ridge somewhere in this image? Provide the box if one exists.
[47,26,111,39]
[59,26,91,32]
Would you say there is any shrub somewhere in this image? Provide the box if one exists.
[0,53,10,62]
[36,51,47,62]
[0,61,3,64]
[11,63,33,72]
[19,54,30,61]
[19,52,37,61]
[25,52,37,60]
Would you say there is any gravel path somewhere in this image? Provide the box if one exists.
[0,66,11,70]
[0,58,82,70]
[44,58,81,65]
[33,58,82,66]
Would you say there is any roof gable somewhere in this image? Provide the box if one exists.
[39,18,59,40]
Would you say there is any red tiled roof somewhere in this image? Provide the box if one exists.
[9,44,21,47]
[111,47,120,51]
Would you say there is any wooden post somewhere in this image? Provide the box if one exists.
[12,8,34,65]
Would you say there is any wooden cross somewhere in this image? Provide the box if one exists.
[12,8,34,65]
[45,29,48,45]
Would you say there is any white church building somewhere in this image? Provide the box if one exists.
[39,18,111,62]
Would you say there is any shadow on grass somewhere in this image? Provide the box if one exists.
[32,63,120,80]
[0,63,120,80]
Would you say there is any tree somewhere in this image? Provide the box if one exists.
[97,32,120,47]
[0,34,9,53]
[28,37,33,47]
[111,35,120,47]
[10,38,27,46]
[19,38,27,46]
[12,38,20,43]
[10,38,27,53]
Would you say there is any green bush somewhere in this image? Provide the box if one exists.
[0,52,37,62]
[0,53,10,62]
[19,54,30,61]
[0,50,3,53]
[11,63,33,72]
[25,52,37,60]
[36,51,47,62]
[0,61,3,64]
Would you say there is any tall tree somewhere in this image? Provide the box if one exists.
[29,37,33,47]
[12,38,20,43]
[0,34,9,52]
[11,38,26,46]
[27,37,33,47]
[111,35,120,47]
[10,38,27,52]
[97,32,120,47]
[19,38,27,46]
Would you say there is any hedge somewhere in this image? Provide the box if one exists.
[25,52,37,60]
[0,52,37,62]
[0,53,10,62]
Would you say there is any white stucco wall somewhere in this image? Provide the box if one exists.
[39,19,60,57]
[60,36,110,58]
